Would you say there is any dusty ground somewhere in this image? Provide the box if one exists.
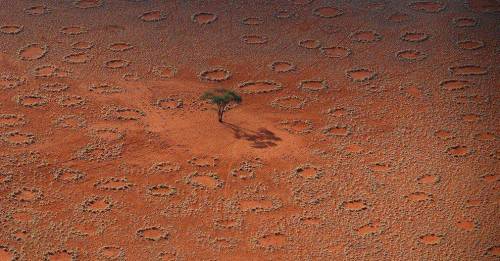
[0,0,499,260]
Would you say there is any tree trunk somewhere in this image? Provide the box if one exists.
[218,105,223,122]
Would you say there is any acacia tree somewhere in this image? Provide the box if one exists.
[201,88,242,123]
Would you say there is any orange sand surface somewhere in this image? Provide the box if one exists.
[0,0,499,260]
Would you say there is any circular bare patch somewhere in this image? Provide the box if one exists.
[319,24,343,34]
[341,200,368,211]
[10,187,42,201]
[346,68,377,82]
[158,252,178,260]
[486,246,500,257]
[152,65,177,79]
[139,10,166,22]
[149,161,180,173]
[199,67,231,82]
[401,31,430,42]
[230,158,263,179]
[32,65,58,78]
[147,184,177,197]
[465,0,500,13]
[298,79,329,92]
[474,132,496,141]
[298,39,321,49]
[387,12,410,23]
[99,246,124,260]
[53,114,87,129]
[108,42,134,52]
[104,59,130,69]
[439,79,473,91]
[446,145,472,157]
[0,114,27,128]
[396,49,428,62]
[253,232,287,250]
[453,17,478,27]
[456,39,484,50]
[24,5,50,16]
[137,226,169,241]
[274,9,296,19]
[73,0,103,8]
[237,196,283,213]
[0,133,31,148]
[320,46,351,58]
[102,106,145,121]
[192,12,218,25]
[81,196,113,213]
[63,52,92,64]
[271,96,307,110]
[350,30,382,43]
[54,167,85,183]
[60,26,88,35]
[419,234,442,245]
[40,82,69,93]
[369,162,392,173]
[89,83,123,94]
[293,0,314,5]
[238,80,283,94]
[313,6,344,18]
[0,246,19,260]
[463,113,481,122]
[89,127,124,142]
[15,94,48,107]
[406,191,433,202]
[71,41,94,51]
[417,174,440,185]
[155,97,183,109]
[449,65,487,76]
[322,124,351,137]
[95,177,132,191]
[241,17,263,25]
[18,43,48,61]
[241,35,268,45]
[57,95,86,108]
[356,222,385,237]
[0,25,23,34]
[409,1,446,13]
[0,74,25,90]
[44,249,78,261]
[278,119,313,134]
[123,72,141,81]
[293,164,324,179]
[269,61,296,72]
[188,155,219,167]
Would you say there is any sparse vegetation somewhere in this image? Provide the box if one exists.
[0,1,496,259]
[201,88,242,122]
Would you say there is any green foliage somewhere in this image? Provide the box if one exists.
[201,88,242,122]
[201,88,242,105]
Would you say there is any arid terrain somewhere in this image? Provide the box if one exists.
[0,0,499,260]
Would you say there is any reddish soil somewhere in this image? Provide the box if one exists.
[0,0,499,260]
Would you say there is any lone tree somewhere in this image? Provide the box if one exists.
[201,88,242,123]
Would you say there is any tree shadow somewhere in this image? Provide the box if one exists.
[223,123,281,148]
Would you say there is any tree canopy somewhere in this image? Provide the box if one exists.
[201,88,242,122]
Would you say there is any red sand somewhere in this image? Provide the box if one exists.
[0,0,499,260]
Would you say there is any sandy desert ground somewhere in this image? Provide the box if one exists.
[0,0,499,260]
